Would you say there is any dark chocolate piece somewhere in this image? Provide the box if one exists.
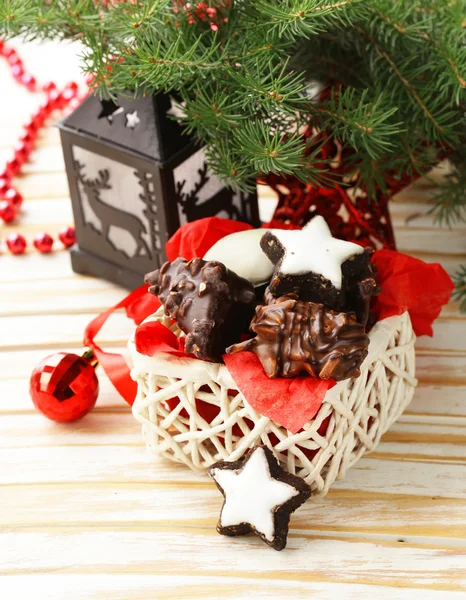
[262,231,371,310]
[145,257,256,362]
[227,295,369,381]
[209,446,311,551]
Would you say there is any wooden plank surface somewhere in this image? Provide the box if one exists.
[1,40,466,599]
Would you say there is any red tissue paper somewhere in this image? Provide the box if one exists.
[371,249,454,337]
[166,216,253,262]
[135,320,186,358]
[223,352,335,434]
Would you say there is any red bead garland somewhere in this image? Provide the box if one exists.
[0,41,84,254]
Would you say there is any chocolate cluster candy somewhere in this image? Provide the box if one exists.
[261,217,378,324]
[227,294,369,381]
[145,257,256,362]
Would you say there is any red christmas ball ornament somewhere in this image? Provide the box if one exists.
[33,232,54,253]
[0,199,17,223]
[6,232,27,254]
[29,350,99,422]
[58,225,76,248]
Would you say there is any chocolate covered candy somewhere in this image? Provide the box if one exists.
[204,228,279,287]
[261,216,374,316]
[209,446,311,551]
[145,257,256,362]
[227,294,369,381]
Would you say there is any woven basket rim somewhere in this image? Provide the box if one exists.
[128,310,414,399]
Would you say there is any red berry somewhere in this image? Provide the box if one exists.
[0,178,11,197]
[33,232,54,253]
[58,226,76,248]
[0,200,17,223]
[21,73,36,91]
[85,73,95,86]
[0,41,4,54]
[66,81,79,92]
[6,233,27,255]
[4,188,23,208]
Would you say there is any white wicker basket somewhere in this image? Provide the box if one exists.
[129,309,417,496]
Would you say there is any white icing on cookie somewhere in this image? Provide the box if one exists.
[204,228,278,286]
[210,447,298,541]
[270,216,364,288]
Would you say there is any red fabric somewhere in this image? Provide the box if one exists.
[372,249,454,336]
[223,352,335,434]
[166,216,253,262]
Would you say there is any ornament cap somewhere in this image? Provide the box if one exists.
[81,347,99,368]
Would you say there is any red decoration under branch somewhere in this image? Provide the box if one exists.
[261,129,432,250]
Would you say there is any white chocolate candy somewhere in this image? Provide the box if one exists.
[204,228,279,286]
[210,447,299,542]
[270,215,364,289]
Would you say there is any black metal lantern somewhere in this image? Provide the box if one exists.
[58,93,259,289]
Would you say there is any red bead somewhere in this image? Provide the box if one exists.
[3,46,16,58]
[85,73,95,86]
[15,143,31,164]
[68,97,82,111]
[43,81,57,93]
[5,156,22,177]
[0,177,11,196]
[19,134,35,154]
[58,225,76,248]
[29,352,99,422]
[0,200,17,223]
[33,232,54,253]
[6,51,21,66]
[11,64,24,80]
[62,87,78,102]
[47,89,65,110]
[25,118,40,134]
[66,81,79,92]
[4,188,23,208]
[6,233,27,255]
[21,73,36,91]
[0,41,4,54]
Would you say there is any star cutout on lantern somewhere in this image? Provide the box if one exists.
[263,215,364,289]
[209,446,311,550]
[97,100,124,123]
[125,110,141,129]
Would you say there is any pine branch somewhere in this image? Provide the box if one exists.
[453,264,466,313]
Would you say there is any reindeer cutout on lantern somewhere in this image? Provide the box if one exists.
[74,160,151,260]
[175,163,242,222]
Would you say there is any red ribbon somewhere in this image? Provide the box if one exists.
[83,285,160,406]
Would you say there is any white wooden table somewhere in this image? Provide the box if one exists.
[1,41,466,600]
